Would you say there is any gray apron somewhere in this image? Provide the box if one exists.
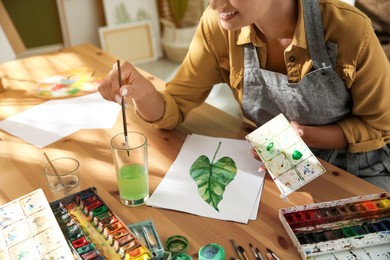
[242,0,390,191]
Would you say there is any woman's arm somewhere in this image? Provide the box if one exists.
[291,121,348,150]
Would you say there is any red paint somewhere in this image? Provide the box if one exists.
[362,201,378,211]
[71,237,90,248]
[80,195,97,209]
[83,199,102,214]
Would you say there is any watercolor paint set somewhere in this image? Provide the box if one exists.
[279,192,390,259]
[0,189,74,259]
[50,187,155,260]
[246,113,326,198]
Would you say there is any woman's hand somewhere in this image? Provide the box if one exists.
[98,61,154,103]
[249,148,267,173]
[290,121,304,137]
[98,61,165,121]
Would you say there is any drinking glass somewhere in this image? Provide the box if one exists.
[111,132,149,206]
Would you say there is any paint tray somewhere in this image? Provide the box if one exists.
[50,187,153,259]
[0,189,74,259]
[279,192,390,259]
[245,113,326,198]
[128,220,164,259]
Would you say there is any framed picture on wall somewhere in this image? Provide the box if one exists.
[99,21,157,64]
[102,0,162,57]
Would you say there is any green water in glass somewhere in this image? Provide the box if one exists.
[118,164,148,202]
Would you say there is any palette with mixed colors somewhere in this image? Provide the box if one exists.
[34,68,104,99]
[50,187,153,260]
[245,113,325,198]
[279,193,390,259]
[0,189,73,259]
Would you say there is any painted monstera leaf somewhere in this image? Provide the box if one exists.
[189,142,237,211]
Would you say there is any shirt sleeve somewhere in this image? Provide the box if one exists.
[337,16,390,153]
[147,8,229,129]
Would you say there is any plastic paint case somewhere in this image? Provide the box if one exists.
[50,187,153,260]
[279,192,390,259]
[128,220,165,259]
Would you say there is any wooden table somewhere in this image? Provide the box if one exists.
[0,44,383,259]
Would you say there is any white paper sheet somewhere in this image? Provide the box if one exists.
[147,134,265,224]
[0,93,121,148]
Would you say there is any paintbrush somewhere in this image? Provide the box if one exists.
[231,239,244,260]
[116,60,129,156]
[238,245,249,260]
[266,248,280,260]
[249,243,263,260]
[43,152,67,193]
[255,247,264,260]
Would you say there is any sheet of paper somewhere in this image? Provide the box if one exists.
[0,93,121,148]
[147,134,265,224]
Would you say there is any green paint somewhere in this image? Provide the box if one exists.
[67,88,80,95]
[292,150,303,160]
[266,142,274,151]
[118,164,148,201]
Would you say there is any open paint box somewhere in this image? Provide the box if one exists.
[50,187,164,259]
[1,188,165,259]
[279,192,390,259]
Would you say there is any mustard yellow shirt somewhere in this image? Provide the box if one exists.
[149,0,390,153]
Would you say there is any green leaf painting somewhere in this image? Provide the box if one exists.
[189,142,237,211]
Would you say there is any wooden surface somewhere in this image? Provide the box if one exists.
[0,44,384,260]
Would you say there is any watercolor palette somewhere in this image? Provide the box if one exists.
[34,68,104,99]
[279,192,390,259]
[0,189,73,259]
[50,187,153,260]
[246,113,325,198]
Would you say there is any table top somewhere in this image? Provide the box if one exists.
[0,44,384,260]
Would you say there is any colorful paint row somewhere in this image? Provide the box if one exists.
[50,187,153,259]
[279,193,390,259]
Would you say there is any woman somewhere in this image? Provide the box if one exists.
[98,0,390,190]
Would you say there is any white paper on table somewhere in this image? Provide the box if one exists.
[0,93,121,148]
[250,173,265,220]
[147,134,265,224]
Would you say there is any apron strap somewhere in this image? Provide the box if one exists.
[302,0,332,69]
[244,43,260,68]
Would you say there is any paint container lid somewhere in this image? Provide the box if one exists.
[198,243,225,260]
[165,235,189,255]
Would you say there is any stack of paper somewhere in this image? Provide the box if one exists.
[0,93,121,148]
[147,134,266,224]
